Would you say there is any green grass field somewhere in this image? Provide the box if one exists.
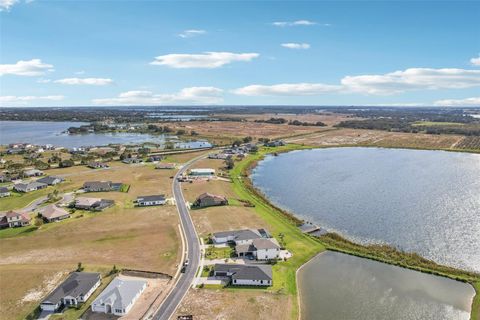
[412,121,465,127]
[0,189,50,211]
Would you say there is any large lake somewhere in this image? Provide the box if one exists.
[0,121,211,149]
[252,147,480,272]
[298,251,475,320]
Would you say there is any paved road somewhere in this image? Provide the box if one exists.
[151,156,203,320]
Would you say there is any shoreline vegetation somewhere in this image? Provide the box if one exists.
[231,143,480,320]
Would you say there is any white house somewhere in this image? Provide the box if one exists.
[0,187,10,198]
[14,181,47,193]
[4,211,31,227]
[91,277,146,316]
[136,195,166,206]
[189,168,215,177]
[23,169,44,177]
[40,272,101,311]
[213,264,272,287]
[211,229,266,245]
[235,238,281,260]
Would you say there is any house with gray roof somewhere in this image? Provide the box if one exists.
[235,238,281,260]
[91,277,147,316]
[14,181,48,193]
[136,194,166,206]
[212,228,269,245]
[37,176,64,186]
[0,186,10,198]
[40,272,101,312]
[23,169,44,177]
[83,181,113,192]
[39,204,70,223]
[213,264,272,286]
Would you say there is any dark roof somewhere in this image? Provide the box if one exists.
[37,176,63,185]
[214,264,272,281]
[213,229,263,242]
[42,272,101,305]
[137,195,166,202]
[83,181,111,189]
[0,187,9,193]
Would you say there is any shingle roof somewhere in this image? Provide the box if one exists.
[0,187,9,193]
[83,181,111,189]
[40,205,70,220]
[251,238,280,250]
[42,272,101,305]
[214,264,272,281]
[213,229,263,242]
[137,195,166,202]
[93,277,146,310]
[37,176,63,185]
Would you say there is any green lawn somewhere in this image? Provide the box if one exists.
[205,246,234,260]
[472,282,480,320]
[0,189,51,211]
[0,225,39,239]
[230,144,325,319]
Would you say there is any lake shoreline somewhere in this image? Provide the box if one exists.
[235,144,480,319]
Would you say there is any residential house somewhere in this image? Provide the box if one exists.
[147,155,163,162]
[14,181,48,192]
[39,204,71,223]
[136,195,166,206]
[211,229,268,245]
[193,193,228,208]
[0,174,11,183]
[189,168,215,177]
[208,153,230,160]
[40,272,101,312]
[213,264,272,286]
[91,277,147,316]
[23,169,44,177]
[37,176,64,186]
[74,197,114,211]
[122,158,143,164]
[4,211,31,227]
[83,181,113,192]
[0,187,10,198]
[87,162,109,169]
[0,214,9,229]
[265,140,285,147]
[235,238,281,260]
[155,163,176,170]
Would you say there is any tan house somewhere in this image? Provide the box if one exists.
[39,204,71,223]
[193,193,228,208]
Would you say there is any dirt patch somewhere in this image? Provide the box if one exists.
[21,271,68,303]
[174,288,293,320]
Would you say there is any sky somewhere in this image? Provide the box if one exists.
[0,0,479,107]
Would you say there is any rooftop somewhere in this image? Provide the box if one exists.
[214,264,272,281]
[42,272,101,305]
[93,277,146,310]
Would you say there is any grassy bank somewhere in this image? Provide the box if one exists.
[230,144,324,319]
[231,144,480,320]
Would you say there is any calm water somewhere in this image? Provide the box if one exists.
[252,147,480,272]
[0,121,211,149]
[298,251,475,320]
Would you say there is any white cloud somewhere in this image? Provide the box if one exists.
[0,59,54,76]
[434,97,480,106]
[53,78,113,85]
[232,83,341,96]
[93,87,223,105]
[0,0,18,11]
[74,70,86,75]
[341,68,480,95]
[281,43,310,50]
[272,20,317,27]
[150,52,259,69]
[233,68,480,97]
[0,95,64,106]
[178,29,207,38]
[470,55,480,66]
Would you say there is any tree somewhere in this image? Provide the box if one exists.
[77,262,84,272]
[176,129,186,135]
[225,157,235,170]
[243,136,253,143]
[191,130,199,136]
[232,140,242,147]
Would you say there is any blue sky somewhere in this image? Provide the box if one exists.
[1,0,479,107]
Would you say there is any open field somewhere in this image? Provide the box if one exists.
[287,128,468,150]
[174,288,293,320]
[162,120,331,145]
[0,162,181,320]
[227,112,355,126]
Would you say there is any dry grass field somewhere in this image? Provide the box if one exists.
[0,162,181,320]
[287,128,465,150]
[174,289,293,320]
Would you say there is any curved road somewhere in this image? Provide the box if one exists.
[152,155,204,320]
